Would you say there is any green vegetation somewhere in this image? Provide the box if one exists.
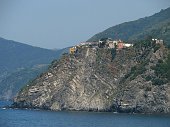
[123,40,153,81]
[153,44,161,52]
[0,37,67,100]
[124,60,148,81]
[0,65,48,100]
[0,37,65,72]
[130,62,147,80]
[88,7,170,46]
[134,39,152,49]
[153,53,170,81]
[145,75,152,81]
[123,40,170,85]
[151,78,166,86]
[110,48,116,60]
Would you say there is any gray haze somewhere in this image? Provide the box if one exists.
[0,0,170,49]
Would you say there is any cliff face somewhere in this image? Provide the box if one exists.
[13,42,170,113]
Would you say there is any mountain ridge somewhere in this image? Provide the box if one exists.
[0,37,67,100]
[88,7,170,45]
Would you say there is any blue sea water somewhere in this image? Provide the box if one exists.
[0,101,170,127]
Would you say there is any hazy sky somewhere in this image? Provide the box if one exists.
[0,0,170,49]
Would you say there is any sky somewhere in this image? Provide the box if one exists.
[0,0,170,49]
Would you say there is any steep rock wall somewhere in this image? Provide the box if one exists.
[13,44,170,113]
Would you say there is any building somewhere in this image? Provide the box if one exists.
[108,42,115,48]
[73,38,133,51]
[99,38,113,43]
[117,41,124,49]
[69,47,77,54]
[87,42,99,47]
[156,39,164,45]
[123,43,133,48]
[152,39,164,45]
[99,38,113,48]
[78,42,98,47]
[79,42,87,46]
[108,41,118,48]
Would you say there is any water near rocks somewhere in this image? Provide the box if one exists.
[0,101,170,127]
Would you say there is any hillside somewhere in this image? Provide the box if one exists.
[0,65,48,100]
[0,37,67,100]
[13,40,170,113]
[88,7,170,45]
[0,37,64,72]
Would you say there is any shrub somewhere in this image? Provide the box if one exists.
[152,78,165,85]
[153,44,161,53]
[123,60,148,81]
[145,75,152,81]
[110,48,116,60]
[154,53,170,81]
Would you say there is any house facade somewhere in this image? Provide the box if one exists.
[69,38,134,54]
[108,41,118,48]
[124,43,133,47]
[152,39,164,45]
[69,47,77,54]
[117,41,124,49]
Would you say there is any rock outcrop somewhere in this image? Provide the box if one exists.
[13,42,170,113]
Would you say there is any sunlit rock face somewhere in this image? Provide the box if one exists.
[13,44,170,113]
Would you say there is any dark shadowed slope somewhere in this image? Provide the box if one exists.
[0,37,67,100]
[0,37,64,72]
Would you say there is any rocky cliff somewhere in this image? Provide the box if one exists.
[13,41,170,113]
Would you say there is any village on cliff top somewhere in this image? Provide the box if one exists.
[69,38,163,54]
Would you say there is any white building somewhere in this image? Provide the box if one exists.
[152,39,164,45]
[123,43,133,47]
[108,41,118,48]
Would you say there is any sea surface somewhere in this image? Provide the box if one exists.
[0,101,170,127]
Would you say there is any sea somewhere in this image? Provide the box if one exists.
[0,101,170,127]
